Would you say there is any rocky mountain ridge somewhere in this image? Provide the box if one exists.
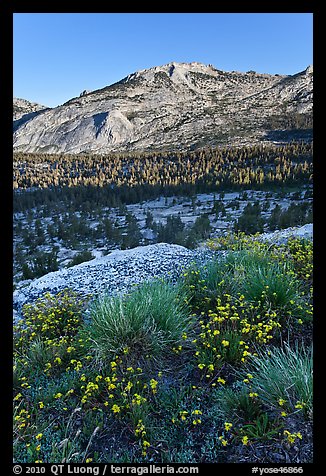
[13,62,313,153]
[13,97,50,132]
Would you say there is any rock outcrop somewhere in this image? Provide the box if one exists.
[257,223,313,245]
[13,225,313,323]
[13,243,208,319]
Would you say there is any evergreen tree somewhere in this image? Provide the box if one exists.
[121,213,142,249]
[192,214,211,239]
[234,202,265,234]
[157,215,184,243]
[145,210,154,228]
[269,204,282,231]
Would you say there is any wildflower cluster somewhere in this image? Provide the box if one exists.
[194,293,281,378]
[286,238,313,283]
[14,290,90,381]
[191,409,203,426]
[14,407,31,431]
[283,430,303,445]
[78,356,165,450]
[14,290,89,347]
[217,421,235,447]
[133,419,151,456]
[171,406,204,429]
[206,232,263,252]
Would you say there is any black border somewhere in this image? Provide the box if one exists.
[2,3,321,474]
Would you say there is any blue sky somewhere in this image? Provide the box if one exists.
[13,13,313,108]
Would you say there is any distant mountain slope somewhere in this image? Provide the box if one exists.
[13,97,50,132]
[13,62,313,153]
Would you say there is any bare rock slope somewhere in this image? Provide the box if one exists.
[13,62,313,153]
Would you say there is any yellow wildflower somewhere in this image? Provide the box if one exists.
[150,379,158,393]
[218,436,228,446]
[242,435,249,445]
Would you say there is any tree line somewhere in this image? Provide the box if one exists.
[13,142,313,213]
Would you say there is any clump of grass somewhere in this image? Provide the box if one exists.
[223,248,271,272]
[181,257,236,312]
[183,247,301,317]
[211,383,263,424]
[85,280,192,363]
[238,342,313,418]
[241,261,302,308]
[222,249,301,308]
[24,337,57,373]
[239,412,283,441]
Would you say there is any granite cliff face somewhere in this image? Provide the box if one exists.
[13,62,313,153]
